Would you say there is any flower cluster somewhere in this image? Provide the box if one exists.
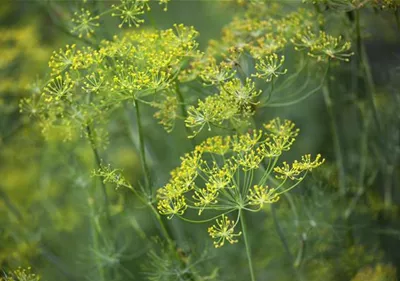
[252,54,287,82]
[208,6,323,57]
[157,118,325,247]
[274,154,325,180]
[179,5,352,136]
[71,8,100,38]
[111,0,149,28]
[20,25,200,141]
[92,164,132,190]
[185,78,261,137]
[152,94,179,133]
[208,215,242,248]
[293,30,354,62]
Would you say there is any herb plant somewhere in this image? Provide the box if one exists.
[1,0,400,280]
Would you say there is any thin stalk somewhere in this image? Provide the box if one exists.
[240,211,256,281]
[86,125,112,226]
[124,103,173,241]
[322,80,346,195]
[149,204,173,244]
[134,99,151,192]
[175,83,196,147]
[87,191,106,281]
[293,234,306,269]
[356,10,382,132]
[131,101,199,280]
[253,121,303,279]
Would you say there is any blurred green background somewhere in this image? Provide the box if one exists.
[1,1,400,281]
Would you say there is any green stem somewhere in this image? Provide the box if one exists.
[294,234,306,269]
[356,11,382,132]
[87,191,106,281]
[86,125,112,226]
[134,99,151,192]
[132,100,200,278]
[126,102,173,241]
[240,211,256,281]
[149,204,173,244]
[322,79,346,195]
[175,83,196,147]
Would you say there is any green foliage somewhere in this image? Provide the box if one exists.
[1,0,400,281]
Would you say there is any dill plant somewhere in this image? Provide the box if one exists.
[1,0,399,280]
[17,0,349,279]
[156,118,324,280]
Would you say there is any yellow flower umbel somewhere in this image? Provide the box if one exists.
[247,185,280,208]
[274,154,325,181]
[185,78,261,137]
[252,53,287,82]
[21,25,200,141]
[71,8,100,38]
[305,31,354,62]
[157,118,325,247]
[111,0,148,28]
[207,215,242,248]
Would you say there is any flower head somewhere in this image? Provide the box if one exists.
[252,53,287,82]
[112,0,148,28]
[309,31,354,62]
[157,196,187,219]
[208,215,242,248]
[247,185,280,208]
[71,8,100,38]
